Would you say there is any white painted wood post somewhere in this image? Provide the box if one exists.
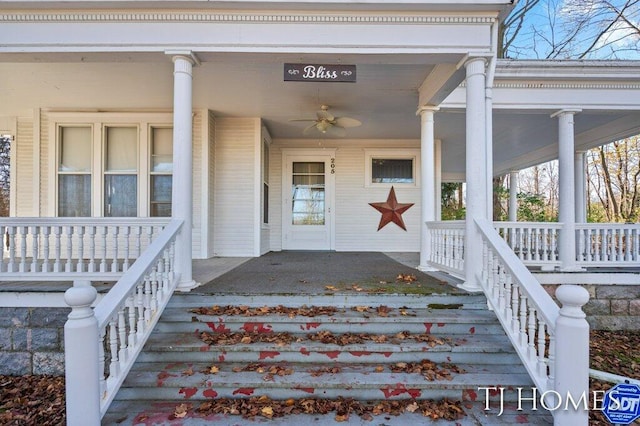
[554,284,590,426]
[553,109,582,271]
[509,170,518,222]
[461,57,487,292]
[168,51,199,291]
[575,151,587,223]
[418,106,438,271]
[64,280,100,426]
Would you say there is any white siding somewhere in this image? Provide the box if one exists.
[191,111,203,258]
[206,110,216,258]
[213,118,259,256]
[271,139,421,252]
[16,118,35,216]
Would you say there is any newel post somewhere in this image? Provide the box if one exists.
[554,284,590,426]
[64,280,100,426]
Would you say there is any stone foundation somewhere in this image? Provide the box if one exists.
[545,284,640,330]
[0,307,68,375]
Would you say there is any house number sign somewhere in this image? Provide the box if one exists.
[284,64,356,83]
[331,158,335,174]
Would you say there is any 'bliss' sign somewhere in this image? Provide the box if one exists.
[284,64,356,82]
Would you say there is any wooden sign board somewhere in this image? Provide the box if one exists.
[284,64,356,83]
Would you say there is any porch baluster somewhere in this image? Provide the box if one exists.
[503,272,513,324]
[76,226,85,273]
[150,266,159,312]
[19,226,27,273]
[30,226,39,273]
[117,307,127,364]
[111,226,119,273]
[41,226,50,273]
[136,282,145,339]
[527,306,536,361]
[511,285,519,334]
[87,226,96,273]
[100,226,108,273]
[144,276,152,323]
[126,294,137,349]
[122,226,131,271]
[53,226,61,273]
[537,319,547,377]
[99,327,106,398]
[65,226,73,273]
[519,295,528,347]
[134,225,142,259]
[108,318,119,379]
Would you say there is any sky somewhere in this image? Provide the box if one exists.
[504,0,640,60]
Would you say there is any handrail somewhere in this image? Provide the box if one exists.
[475,217,591,424]
[1,217,169,279]
[64,219,183,423]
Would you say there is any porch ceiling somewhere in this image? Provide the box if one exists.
[1,51,640,178]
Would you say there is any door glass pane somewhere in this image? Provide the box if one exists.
[58,175,91,217]
[104,175,137,217]
[59,127,91,172]
[106,127,137,172]
[291,161,325,225]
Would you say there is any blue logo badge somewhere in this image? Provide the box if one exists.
[602,383,640,425]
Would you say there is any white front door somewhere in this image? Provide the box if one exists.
[282,153,334,250]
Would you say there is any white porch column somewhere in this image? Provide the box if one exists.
[461,57,487,292]
[553,109,582,271]
[575,151,587,223]
[169,52,199,291]
[418,106,439,271]
[435,139,442,221]
[509,170,518,222]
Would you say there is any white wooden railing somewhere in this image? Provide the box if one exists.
[64,219,183,425]
[426,220,465,278]
[576,223,640,266]
[1,218,169,280]
[429,221,640,271]
[475,218,590,424]
[493,222,562,268]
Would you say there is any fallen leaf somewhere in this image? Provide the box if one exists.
[261,406,274,418]
[406,402,419,413]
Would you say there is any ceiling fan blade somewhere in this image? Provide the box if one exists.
[334,117,361,128]
[289,118,317,122]
[325,125,347,137]
[303,123,319,135]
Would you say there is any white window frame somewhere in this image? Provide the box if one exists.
[364,148,420,188]
[48,112,173,217]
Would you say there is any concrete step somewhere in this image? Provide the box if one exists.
[139,332,522,365]
[156,307,504,335]
[119,361,533,402]
[103,399,553,425]
[168,293,489,310]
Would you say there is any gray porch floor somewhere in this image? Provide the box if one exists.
[192,251,464,295]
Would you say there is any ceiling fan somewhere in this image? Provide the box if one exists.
[290,105,362,137]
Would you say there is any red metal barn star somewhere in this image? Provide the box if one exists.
[369,186,414,231]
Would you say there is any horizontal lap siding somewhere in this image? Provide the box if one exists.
[213,118,257,256]
[16,119,35,216]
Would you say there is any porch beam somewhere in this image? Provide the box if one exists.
[461,57,487,292]
[417,106,439,271]
[169,52,199,291]
[552,109,582,272]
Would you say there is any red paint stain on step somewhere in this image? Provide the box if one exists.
[469,326,475,334]
[320,351,340,359]
[233,387,255,396]
[380,383,421,399]
[203,389,218,399]
[218,351,227,362]
[200,345,210,352]
[382,352,392,358]
[179,387,198,399]
[259,351,280,360]
[437,322,445,327]
[294,386,315,394]
[516,414,529,423]
[242,322,273,333]
[207,319,231,333]
[300,347,311,356]
[156,371,177,387]
[463,389,478,401]
[349,351,372,357]
[424,323,433,333]
[305,322,321,330]
[489,387,500,396]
